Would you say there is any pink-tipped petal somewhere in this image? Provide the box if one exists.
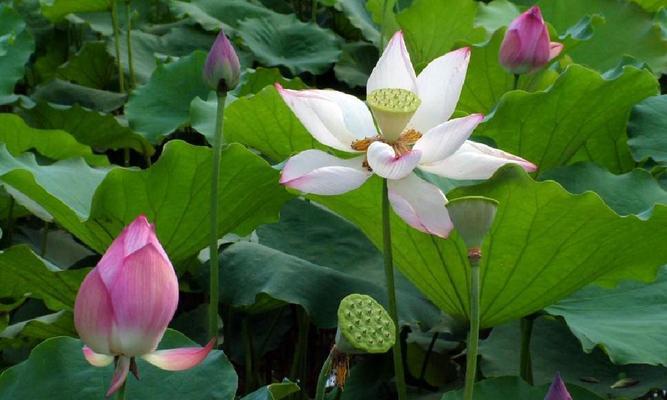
[549,42,564,60]
[74,269,114,355]
[409,47,471,132]
[419,141,537,180]
[277,87,376,152]
[106,356,130,397]
[388,173,453,238]
[82,346,114,367]
[545,373,573,400]
[367,31,417,94]
[280,150,371,195]
[367,142,421,180]
[141,338,215,371]
[414,114,484,164]
[97,215,168,288]
[108,243,179,356]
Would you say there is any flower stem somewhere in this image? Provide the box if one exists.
[315,350,333,400]
[381,178,408,400]
[513,74,520,91]
[125,0,136,90]
[520,316,534,384]
[463,251,481,400]
[208,93,226,344]
[110,0,125,93]
[115,380,126,400]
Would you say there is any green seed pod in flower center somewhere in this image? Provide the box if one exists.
[335,294,395,354]
[367,88,421,113]
[367,88,421,143]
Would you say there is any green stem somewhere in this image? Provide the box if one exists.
[115,380,126,400]
[315,350,333,400]
[110,0,125,93]
[463,254,481,400]
[123,148,130,166]
[208,93,226,344]
[40,221,49,257]
[382,178,407,400]
[520,317,534,384]
[125,0,136,90]
[513,74,520,91]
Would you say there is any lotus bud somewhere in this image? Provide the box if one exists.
[545,373,573,400]
[446,196,498,252]
[499,6,563,75]
[203,29,240,92]
[74,215,213,397]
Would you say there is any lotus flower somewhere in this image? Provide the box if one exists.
[545,373,573,400]
[277,31,536,238]
[499,6,563,75]
[203,28,240,91]
[74,216,214,397]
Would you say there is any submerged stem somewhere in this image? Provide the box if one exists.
[463,251,481,400]
[382,178,407,400]
[208,93,226,344]
[520,316,534,384]
[110,0,125,93]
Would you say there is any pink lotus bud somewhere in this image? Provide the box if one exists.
[544,373,573,400]
[74,215,213,397]
[499,6,563,75]
[203,29,240,92]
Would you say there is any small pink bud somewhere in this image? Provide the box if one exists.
[544,373,573,400]
[74,216,213,396]
[203,29,241,92]
[499,6,563,75]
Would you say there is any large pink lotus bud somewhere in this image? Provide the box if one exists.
[544,373,573,400]
[499,6,563,75]
[74,215,213,397]
[203,29,240,92]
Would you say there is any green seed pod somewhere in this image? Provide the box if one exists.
[335,294,396,354]
[446,196,498,250]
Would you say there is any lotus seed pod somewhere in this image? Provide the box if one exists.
[335,294,395,354]
[367,88,421,143]
[446,196,498,250]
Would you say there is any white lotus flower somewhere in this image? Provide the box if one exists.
[277,31,536,238]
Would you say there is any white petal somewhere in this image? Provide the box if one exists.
[367,31,417,95]
[409,47,471,133]
[414,114,484,164]
[419,141,537,180]
[367,142,421,180]
[280,150,371,195]
[388,174,453,238]
[276,85,376,152]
